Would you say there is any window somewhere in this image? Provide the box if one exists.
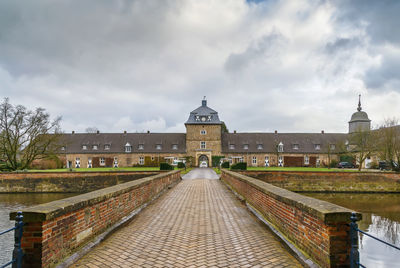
[92,145,98,150]
[314,144,321,150]
[156,144,162,150]
[278,142,284,152]
[292,144,299,150]
[330,144,336,150]
[125,142,132,153]
[100,157,105,166]
[304,156,309,165]
[229,144,235,150]
[82,145,87,150]
[172,144,178,150]
[200,141,206,149]
[207,115,211,121]
[257,144,263,150]
[151,156,155,161]
[243,144,249,150]
[104,144,110,150]
[200,129,206,135]
[61,146,65,151]
[139,157,144,165]
[195,116,200,121]
[239,157,244,163]
[252,156,257,165]
[138,144,144,150]
[113,157,118,168]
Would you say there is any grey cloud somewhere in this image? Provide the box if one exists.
[364,53,400,89]
[325,37,361,54]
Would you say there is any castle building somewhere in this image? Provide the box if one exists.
[59,98,369,168]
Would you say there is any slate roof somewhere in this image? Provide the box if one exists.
[60,133,186,154]
[185,100,222,125]
[221,132,348,154]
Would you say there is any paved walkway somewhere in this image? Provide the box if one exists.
[71,169,302,267]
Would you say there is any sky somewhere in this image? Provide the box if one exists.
[0,0,399,134]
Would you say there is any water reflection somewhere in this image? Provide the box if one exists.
[0,193,77,265]
[304,193,400,268]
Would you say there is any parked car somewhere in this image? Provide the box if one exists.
[337,162,355,168]
[379,161,399,171]
[200,161,208,168]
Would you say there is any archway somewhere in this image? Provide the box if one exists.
[198,155,209,167]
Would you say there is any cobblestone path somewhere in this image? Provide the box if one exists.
[71,170,302,267]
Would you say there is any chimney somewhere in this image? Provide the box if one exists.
[321,130,324,134]
[202,96,207,107]
[124,130,127,134]
[274,130,278,134]
[147,130,150,134]
[234,130,237,134]
[96,130,100,134]
[72,131,75,134]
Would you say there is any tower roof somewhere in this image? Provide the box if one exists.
[185,98,222,125]
[349,95,371,123]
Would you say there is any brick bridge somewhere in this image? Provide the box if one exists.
[13,169,358,268]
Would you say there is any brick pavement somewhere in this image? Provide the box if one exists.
[71,177,303,267]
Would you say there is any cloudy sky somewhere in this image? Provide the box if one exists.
[1,0,399,134]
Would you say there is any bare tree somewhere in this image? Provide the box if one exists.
[85,127,99,133]
[0,98,62,170]
[376,118,400,170]
[348,127,377,171]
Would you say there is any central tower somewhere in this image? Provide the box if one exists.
[185,98,222,166]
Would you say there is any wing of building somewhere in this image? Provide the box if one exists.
[57,97,371,168]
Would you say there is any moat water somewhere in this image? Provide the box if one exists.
[0,193,399,267]
[304,193,400,268]
[0,193,77,265]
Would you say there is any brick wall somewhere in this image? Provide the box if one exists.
[239,170,400,192]
[0,171,161,193]
[10,170,181,268]
[221,170,360,268]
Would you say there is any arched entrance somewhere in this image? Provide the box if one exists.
[198,155,209,167]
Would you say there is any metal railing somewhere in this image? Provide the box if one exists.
[350,212,400,268]
[0,212,24,268]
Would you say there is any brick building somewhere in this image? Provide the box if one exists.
[59,98,369,168]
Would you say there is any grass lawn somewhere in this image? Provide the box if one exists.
[246,167,361,172]
[27,167,173,172]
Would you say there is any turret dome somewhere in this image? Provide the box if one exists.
[348,95,371,133]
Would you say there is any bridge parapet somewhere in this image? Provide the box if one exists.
[10,170,181,268]
[221,170,361,268]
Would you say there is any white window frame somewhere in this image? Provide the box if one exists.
[229,144,235,150]
[139,156,144,165]
[113,157,118,168]
[292,144,299,150]
[252,156,257,165]
[278,156,284,167]
[200,141,206,149]
[172,144,178,150]
[265,156,270,167]
[304,156,310,165]
[257,144,263,150]
[100,157,105,166]
[125,142,132,153]
[239,157,244,163]
[243,144,249,150]
[315,144,321,150]
[82,145,87,150]
[61,146,65,151]
[104,144,110,150]
[330,144,336,150]
[156,144,162,150]
[200,129,206,135]
[75,157,80,168]
[93,145,98,150]
[138,144,144,150]
[278,142,284,152]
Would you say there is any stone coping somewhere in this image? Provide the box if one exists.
[0,170,163,179]
[238,169,398,175]
[223,170,361,224]
[10,170,180,222]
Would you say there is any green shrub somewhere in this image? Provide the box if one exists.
[329,159,338,168]
[231,162,247,170]
[160,162,174,170]
[221,161,230,168]
[211,156,225,167]
[369,161,379,169]
[177,162,185,168]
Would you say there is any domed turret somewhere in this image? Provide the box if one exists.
[349,95,371,133]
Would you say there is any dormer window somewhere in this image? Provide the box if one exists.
[172,144,178,150]
[200,129,206,135]
[229,144,235,150]
[104,144,110,150]
[195,116,200,121]
[82,145,87,150]
[92,145,98,150]
[243,144,249,150]
[278,142,284,152]
[125,142,132,153]
[207,115,211,121]
[292,144,299,150]
[314,144,321,150]
[138,144,144,150]
[330,144,336,150]
[156,144,162,150]
[257,144,263,150]
[61,146,66,151]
